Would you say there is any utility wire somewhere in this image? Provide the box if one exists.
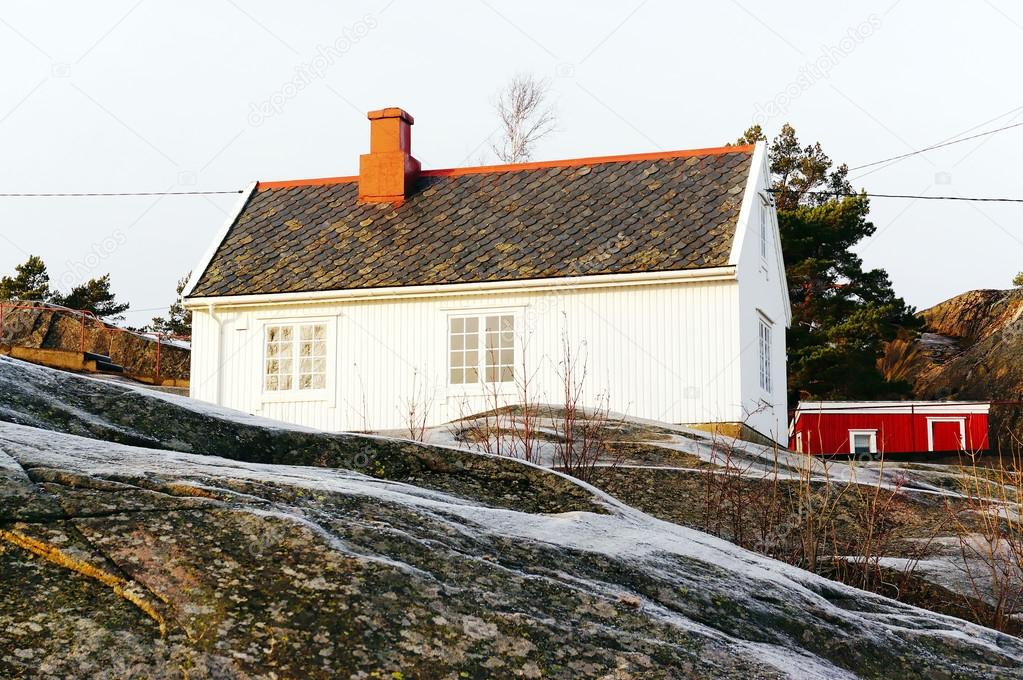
[848,119,1023,171]
[5,188,1022,203]
[768,188,1023,203]
[0,189,244,197]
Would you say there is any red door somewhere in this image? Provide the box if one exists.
[930,420,964,452]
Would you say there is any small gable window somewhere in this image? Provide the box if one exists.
[760,203,770,260]
[449,313,515,385]
[758,315,773,394]
[265,322,327,392]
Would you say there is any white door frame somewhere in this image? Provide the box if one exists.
[926,417,966,451]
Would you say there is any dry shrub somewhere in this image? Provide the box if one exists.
[551,335,617,482]
[511,336,543,465]
[400,369,435,442]
[946,445,1023,633]
[833,463,939,597]
[698,431,937,607]
[450,338,541,461]
[449,332,624,481]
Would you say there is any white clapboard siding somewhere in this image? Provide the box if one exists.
[190,279,750,434]
[732,145,790,444]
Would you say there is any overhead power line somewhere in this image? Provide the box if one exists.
[2,187,1021,203]
[768,189,1023,203]
[0,189,245,197]
[848,119,1023,171]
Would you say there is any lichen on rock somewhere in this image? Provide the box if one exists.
[2,356,1023,678]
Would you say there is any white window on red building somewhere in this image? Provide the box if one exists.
[849,429,878,455]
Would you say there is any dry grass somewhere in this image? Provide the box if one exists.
[600,429,979,627]
[602,434,1023,635]
[945,448,1023,633]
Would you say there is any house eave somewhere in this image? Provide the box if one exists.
[793,401,992,419]
[184,266,738,310]
[181,181,258,298]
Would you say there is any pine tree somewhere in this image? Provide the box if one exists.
[0,255,53,301]
[735,124,920,404]
[147,274,192,337]
[52,274,130,321]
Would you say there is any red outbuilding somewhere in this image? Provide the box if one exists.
[789,401,990,456]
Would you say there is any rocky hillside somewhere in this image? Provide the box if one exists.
[882,288,1023,449]
[0,301,189,381]
[3,357,1023,678]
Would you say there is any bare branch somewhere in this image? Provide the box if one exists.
[400,368,435,442]
[490,73,557,164]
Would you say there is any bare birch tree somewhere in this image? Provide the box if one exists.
[490,74,556,164]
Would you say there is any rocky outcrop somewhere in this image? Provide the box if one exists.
[2,357,1023,678]
[0,358,600,516]
[0,302,189,381]
[922,289,1023,344]
[882,288,1023,450]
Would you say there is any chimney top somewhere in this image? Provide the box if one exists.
[359,106,421,204]
[367,107,414,124]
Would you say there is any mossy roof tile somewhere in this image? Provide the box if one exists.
[189,149,753,297]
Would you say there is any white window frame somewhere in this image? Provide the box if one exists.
[758,313,773,394]
[848,429,878,455]
[760,202,770,261]
[260,319,331,402]
[926,417,966,452]
[795,431,803,453]
[446,309,519,396]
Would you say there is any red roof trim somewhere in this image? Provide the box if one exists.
[255,144,754,191]
[419,145,754,177]
[258,175,358,190]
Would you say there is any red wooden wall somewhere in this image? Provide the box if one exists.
[791,410,989,455]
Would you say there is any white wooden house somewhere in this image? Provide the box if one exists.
[183,107,790,443]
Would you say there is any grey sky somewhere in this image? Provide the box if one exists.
[1,1,1020,326]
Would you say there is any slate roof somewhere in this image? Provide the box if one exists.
[188,146,754,298]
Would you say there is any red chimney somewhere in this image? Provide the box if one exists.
[359,107,421,204]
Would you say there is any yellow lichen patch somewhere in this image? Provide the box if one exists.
[0,528,167,637]
[158,482,223,501]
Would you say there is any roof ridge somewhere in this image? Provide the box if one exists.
[256,144,754,191]
[420,144,754,178]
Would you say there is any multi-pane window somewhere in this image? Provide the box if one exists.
[265,323,327,392]
[449,314,515,385]
[297,324,327,390]
[264,325,294,391]
[449,316,480,385]
[484,315,515,383]
[758,316,772,393]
